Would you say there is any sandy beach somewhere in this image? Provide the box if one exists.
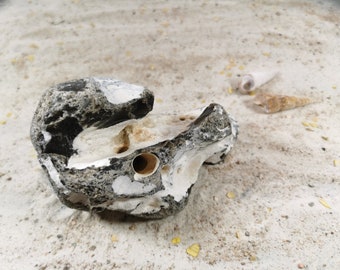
[0,0,339,269]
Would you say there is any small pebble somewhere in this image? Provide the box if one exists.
[297,263,305,269]
[249,255,257,261]
[129,224,136,231]
[245,231,250,237]
[308,202,314,207]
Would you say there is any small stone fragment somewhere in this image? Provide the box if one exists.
[29,43,39,49]
[297,263,305,269]
[186,243,200,258]
[129,224,136,231]
[249,255,257,261]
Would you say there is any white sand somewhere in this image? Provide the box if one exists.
[1,0,339,269]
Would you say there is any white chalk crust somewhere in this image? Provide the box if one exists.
[94,78,144,104]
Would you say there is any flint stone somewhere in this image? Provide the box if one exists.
[31,77,238,219]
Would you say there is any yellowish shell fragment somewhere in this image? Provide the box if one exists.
[302,121,319,129]
[333,160,340,167]
[309,122,318,128]
[26,55,35,62]
[186,243,200,258]
[111,235,118,242]
[249,255,257,261]
[319,198,331,209]
[171,237,181,245]
[226,191,236,199]
[29,43,39,49]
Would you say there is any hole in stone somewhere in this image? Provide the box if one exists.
[132,153,159,176]
[179,116,186,121]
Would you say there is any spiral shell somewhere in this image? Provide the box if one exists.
[254,93,315,113]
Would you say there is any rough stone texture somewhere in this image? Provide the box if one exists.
[30,78,238,218]
[2,1,340,268]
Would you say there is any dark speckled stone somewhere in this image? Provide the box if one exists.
[31,77,238,219]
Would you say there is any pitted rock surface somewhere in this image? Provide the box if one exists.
[31,77,238,218]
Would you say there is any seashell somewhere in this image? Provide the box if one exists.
[239,70,278,94]
[254,93,314,113]
[30,77,238,219]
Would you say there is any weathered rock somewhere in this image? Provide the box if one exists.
[31,77,238,218]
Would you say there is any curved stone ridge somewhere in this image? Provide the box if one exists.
[31,77,238,218]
